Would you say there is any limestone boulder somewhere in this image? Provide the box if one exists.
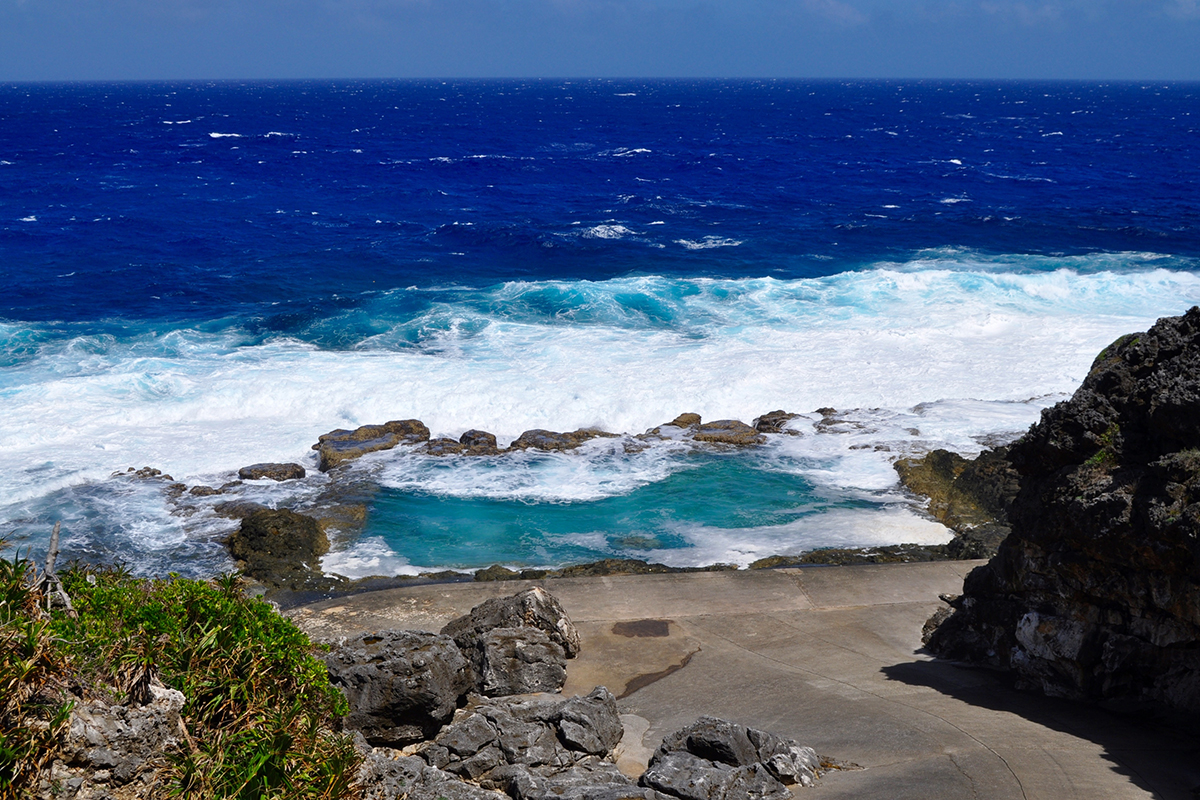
[442,587,581,660]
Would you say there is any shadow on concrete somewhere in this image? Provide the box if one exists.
[881,658,1200,800]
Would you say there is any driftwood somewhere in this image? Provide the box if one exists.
[40,521,77,619]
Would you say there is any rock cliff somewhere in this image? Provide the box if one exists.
[928,308,1200,712]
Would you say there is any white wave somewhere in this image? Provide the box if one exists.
[19,216,36,222]
[322,537,420,578]
[675,236,743,250]
[3,260,1199,532]
[582,224,636,240]
[638,506,954,569]
[208,132,242,138]
[940,197,970,204]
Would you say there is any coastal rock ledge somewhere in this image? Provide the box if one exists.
[927,308,1200,712]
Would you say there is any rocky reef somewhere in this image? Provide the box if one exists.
[928,308,1200,713]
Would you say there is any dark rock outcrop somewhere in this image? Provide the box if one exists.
[237,462,306,481]
[928,308,1200,712]
[507,428,618,453]
[639,716,821,800]
[324,630,474,746]
[313,419,430,471]
[462,430,502,454]
[895,446,1020,559]
[226,508,329,584]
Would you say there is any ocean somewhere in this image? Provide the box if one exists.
[2,78,1198,578]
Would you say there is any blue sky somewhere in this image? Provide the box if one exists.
[2,0,1198,81]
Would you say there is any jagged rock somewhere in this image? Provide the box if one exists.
[555,687,624,755]
[670,413,702,428]
[750,410,800,434]
[42,683,184,798]
[928,308,1200,712]
[324,630,474,746]
[419,688,628,794]
[237,462,306,481]
[691,420,766,447]
[356,750,508,800]
[313,419,430,471]
[641,717,819,799]
[187,484,222,496]
[442,587,582,659]
[475,564,521,581]
[485,758,660,800]
[461,430,502,454]
[507,428,618,453]
[225,508,328,584]
[477,628,568,696]
[212,499,268,519]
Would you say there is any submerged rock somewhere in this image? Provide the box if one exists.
[927,308,1200,712]
[313,419,430,471]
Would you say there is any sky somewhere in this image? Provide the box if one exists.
[1,0,1198,81]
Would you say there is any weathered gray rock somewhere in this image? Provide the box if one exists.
[556,687,623,755]
[356,750,508,800]
[478,627,568,697]
[324,630,474,746]
[928,308,1200,712]
[642,717,818,799]
[417,687,626,787]
[225,508,328,584]
[313,419,430,471]
[237,462,306,481]
[42,682,184,798]
[485,758,660,800]
[507,428,618,453]
[654,717,757,768]
[442,587,582,659]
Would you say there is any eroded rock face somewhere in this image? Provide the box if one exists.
[313,419,430,471]
[639,716,820,800]
[415,687,628,793]
[226,508,329,584]
[477,628,568,697]
[443,587,582,660]
[40,683,185,799]
[928,308,1200,712]
[324,630,474,746]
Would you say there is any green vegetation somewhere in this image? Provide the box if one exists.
[0,543,362,800]
[1085,423,1122,469]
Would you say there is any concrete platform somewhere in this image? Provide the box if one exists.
[287,561,1200,799]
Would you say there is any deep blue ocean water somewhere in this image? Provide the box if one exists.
[3,79,1199,577]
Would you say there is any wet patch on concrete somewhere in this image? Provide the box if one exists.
[613,619,671,638]
[620,648,699,699]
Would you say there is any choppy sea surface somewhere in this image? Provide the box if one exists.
[2,79,1198,577]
